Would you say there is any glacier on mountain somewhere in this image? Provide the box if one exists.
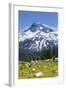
[19,22,58,51]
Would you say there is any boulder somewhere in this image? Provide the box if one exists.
[35,72,43,77]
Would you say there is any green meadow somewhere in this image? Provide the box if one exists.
[18,59,58,79]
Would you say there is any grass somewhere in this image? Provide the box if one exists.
[18,59,58,79]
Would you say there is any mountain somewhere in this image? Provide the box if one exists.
[19,22,58,51]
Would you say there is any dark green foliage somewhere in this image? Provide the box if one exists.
[19,45,58,61]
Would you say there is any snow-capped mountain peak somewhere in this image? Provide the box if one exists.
[19,22,58,51]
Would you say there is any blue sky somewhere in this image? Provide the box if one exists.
[19,11,58,32]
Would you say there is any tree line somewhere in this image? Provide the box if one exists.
[19,46,58,61]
